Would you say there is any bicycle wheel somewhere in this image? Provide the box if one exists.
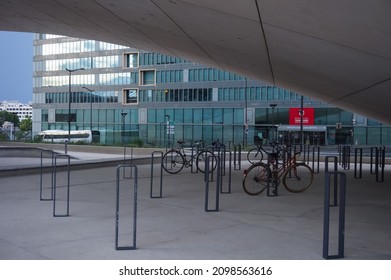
[162,150,184,174]
[196,150,217,173]
[282,163,314,193]
[242,162,270,196]
[247,148,264,164]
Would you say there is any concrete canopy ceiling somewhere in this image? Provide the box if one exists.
[1,0,391,123]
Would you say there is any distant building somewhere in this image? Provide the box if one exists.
[32,34,390,146]
[0,101,33,121]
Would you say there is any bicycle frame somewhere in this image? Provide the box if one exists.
[162,140,218,174]
[267,151,298,182]
[242,144,313,195]
[176,141,202,166]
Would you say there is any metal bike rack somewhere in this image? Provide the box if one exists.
[115,164,138,250]
[204,155,221,212]
[150,151,164,198]
[370,147,377,174]
[376,146,386,182]
[303,144,311,164]
[53,154,71,217]
[39,149,55,201]
[190,144,199,173]
[311,146,320,174]
[123,145,135,179]
[233,144,241,170]
[211,143,226,175]
[204,152,217,183]
[220,150,232,194]
[323,171,346,259]
[209,143,232,194]
[339,145,351,170]
[354,147,363,179]
[266,155,278,197]
[64,140,68,154]
[325,156,338,207]
[370,146,385,182]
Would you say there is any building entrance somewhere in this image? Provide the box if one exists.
[277,125,327,145]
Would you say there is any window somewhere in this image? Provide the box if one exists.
[139,70,156,85]
[123,89,138,104]
[124,52,139,68]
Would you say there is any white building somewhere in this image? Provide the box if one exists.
[0,101,32,121]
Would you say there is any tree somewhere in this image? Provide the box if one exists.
[0,111,20,127]
[19,117,32,132]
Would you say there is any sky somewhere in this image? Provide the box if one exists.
[0,31,34,103]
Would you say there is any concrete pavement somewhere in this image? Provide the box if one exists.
[0,144,390,260]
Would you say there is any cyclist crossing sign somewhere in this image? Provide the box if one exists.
[167,121,175,135]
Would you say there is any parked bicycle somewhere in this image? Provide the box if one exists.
[162,140,217,174]
[247,139,286,164]
[243,144,314,195]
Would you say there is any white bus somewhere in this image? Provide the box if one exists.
[38,130,100,144]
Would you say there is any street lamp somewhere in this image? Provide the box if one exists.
[121,112,128,145]
[244,78,248,147]
[82,86,94,131]
[269,103,277,142]
[299,95,304,149]
[66,67,84,141]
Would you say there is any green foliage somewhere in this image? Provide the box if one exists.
[0,110,20,127]
[19,117,32,132]
[130,138,143,147]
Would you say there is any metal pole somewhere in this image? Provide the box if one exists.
[165,114,170,147]
[300,95,304,149]
[121,112,127,145]
[66,68,84,141]
[270,104,277,142]
[67,70,71,141]
[82,86,94,131]
[244,78,248,147]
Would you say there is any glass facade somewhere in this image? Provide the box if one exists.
[32,34,391,146]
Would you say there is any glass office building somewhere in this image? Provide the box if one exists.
[32,34,391,146]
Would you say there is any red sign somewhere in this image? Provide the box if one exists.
[289,108,314,125]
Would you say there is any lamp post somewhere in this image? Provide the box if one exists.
[82,86,94,131]
[66,67,84,141]
[121,112,128,145]
[299,95,304,149]
[244,78,248,147]
[269,103,277,142]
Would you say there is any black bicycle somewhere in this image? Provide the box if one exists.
[162,140,217,174]
[247,140,286,164]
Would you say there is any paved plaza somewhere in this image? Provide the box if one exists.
[0,145,390,260]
